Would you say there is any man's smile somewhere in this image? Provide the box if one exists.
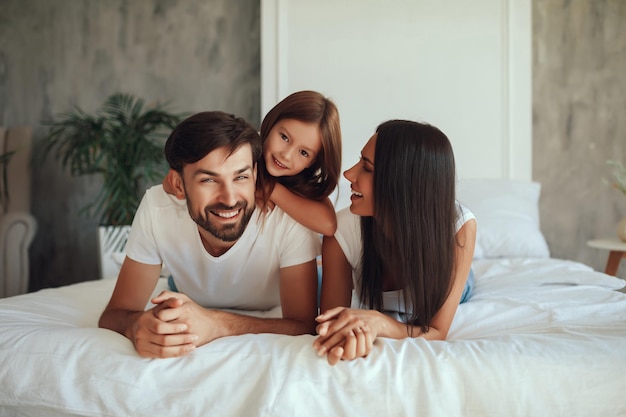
[211,208,241,219]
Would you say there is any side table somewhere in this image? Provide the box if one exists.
[587,238,626,276]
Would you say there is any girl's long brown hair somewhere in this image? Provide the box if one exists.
[257,90,342,203]
[359,120,457,334]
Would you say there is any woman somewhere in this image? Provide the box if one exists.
[313,120,476,365]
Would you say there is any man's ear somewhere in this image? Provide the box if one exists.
[253,162,258,182]
[167,169,186,200]
[174,174,186,200]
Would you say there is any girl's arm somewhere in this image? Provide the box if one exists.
[270,182,337,236]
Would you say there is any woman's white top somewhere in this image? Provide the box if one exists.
[333,203,475,320]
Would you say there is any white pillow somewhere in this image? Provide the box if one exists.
[456,179,550,259]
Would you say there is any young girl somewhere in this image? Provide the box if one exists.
[313,119,477,365]
[163,90,342,236]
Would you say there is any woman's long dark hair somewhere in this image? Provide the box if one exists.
[257,90,342,203]
[359,120,457,334]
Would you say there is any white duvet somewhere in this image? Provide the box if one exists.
[1,258,626,417]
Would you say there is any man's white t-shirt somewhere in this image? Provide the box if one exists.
[125,185,321,311]
[333,204,475,317]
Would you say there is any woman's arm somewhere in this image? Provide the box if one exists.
[373,217,477,340]
[417,217,476,340]
[319,235,353,313]
[313,235,356,364]
[270,182,337,236]
[314,218,477,364]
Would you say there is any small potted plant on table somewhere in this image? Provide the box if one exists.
[607,160,626,242]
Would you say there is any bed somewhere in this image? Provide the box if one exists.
[1,179,626,417]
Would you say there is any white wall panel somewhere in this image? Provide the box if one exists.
[262,0,531,180]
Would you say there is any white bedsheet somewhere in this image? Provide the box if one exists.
[1,258,626,417]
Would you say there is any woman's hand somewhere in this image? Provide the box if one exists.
[313,307,385,365]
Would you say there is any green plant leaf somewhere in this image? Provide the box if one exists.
[40,93,186,225]
[607,160,626,196]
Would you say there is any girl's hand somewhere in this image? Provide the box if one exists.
[313,307,381,365]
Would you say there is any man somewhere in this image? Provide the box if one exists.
[98,111,320,358]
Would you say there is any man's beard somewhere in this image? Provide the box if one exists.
[189,201,255,242]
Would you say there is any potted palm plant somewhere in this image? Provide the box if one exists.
[42,93,185,278]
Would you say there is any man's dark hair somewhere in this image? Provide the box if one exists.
[164,111,262,173]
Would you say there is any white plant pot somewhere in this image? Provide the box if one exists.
[97,225,131,279]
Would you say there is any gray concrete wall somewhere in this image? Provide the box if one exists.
[0,0,260,290]
[1,0,625,289]
[533,0,626,278]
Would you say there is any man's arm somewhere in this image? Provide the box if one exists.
[158,259,319,341]
[101,256,318,358]
[98,256,198,358]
